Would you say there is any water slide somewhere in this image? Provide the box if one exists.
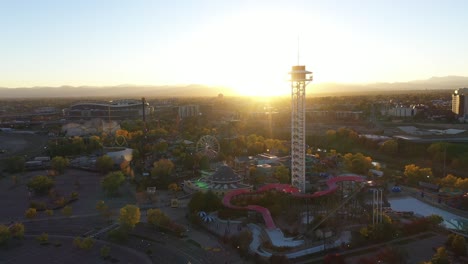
[222,175,365,230]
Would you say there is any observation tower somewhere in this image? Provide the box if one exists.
[290,65,313,193]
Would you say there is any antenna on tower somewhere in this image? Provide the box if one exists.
[297,36,300,65]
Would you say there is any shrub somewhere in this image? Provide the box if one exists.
[108,228,128,243]
[0,225,11,245]
[62,205,72,217]
[29,201,47,210]
[25,208,37,219]
[8,223,25,239]
[70,191,79,200]
[100,245,111,258]
[36,233,49,245]
[54,197,66,207]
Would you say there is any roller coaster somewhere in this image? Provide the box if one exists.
[222,174,366,230]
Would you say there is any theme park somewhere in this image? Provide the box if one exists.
[1,64,468,264]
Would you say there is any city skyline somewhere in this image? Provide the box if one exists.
[1,0,468,96]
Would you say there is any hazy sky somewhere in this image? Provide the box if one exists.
[1,0,467,95]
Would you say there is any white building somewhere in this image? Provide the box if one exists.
[452,88,468,120]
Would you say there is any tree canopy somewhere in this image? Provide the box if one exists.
[96,155,115,174]
[27,175,54,195]
[343,152,372,175]
[51,156,69,174]
[119,204,140,230]
[101,171,125,196]
[403,164,433,186]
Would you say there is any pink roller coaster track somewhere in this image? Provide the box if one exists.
[222,175,365,230]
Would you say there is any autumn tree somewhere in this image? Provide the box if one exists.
[451,234,467,256]
[101,171,125,196]
[403,164,433,186]
[151,159,175,187]
[431,247,450,264]
[51,156,69,174]
[74,237,95,250]
[27,175,54,195]
[343,152,372,175]
[151,159,174,177]
[439,174,458,188]
[379,139,398,155]
[9,223,25,239]
[25,208,37,219]
[147,208,171,227]
[168,183,181,197]
[455,177,468,190]
[96,155,115,174]
[325,129,337,144]
[119,205,140,230]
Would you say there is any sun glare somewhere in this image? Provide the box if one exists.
[178,9,307,96]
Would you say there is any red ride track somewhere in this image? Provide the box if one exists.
[222,175,365,230]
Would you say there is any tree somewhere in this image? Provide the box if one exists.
[151,159,175,188]
[274,165,290,184]
[431,247,450,264]
[0,225,11,245]
[168,183,181,197]
[9,223,25,239]
[62,205,73,217]
[343,153,372,175]
[151,159,174,178]
[96,155,115,174]
[426,214,443,226]
[403,164,433,186]
[451,234,467,256]
[119,205,140,230]
[101,171,125,196]
[439,174,458,188]
[379,139,398,155]
[188,191,222,213]
[147,208,171,227]
[51,156,69,174]
[5,156,25,173]
[27,175,54,195]
[25,208,37,219]
[455,177,468,190]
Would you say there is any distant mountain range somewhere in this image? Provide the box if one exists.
[1,76,468,98]
[311,76,468,95]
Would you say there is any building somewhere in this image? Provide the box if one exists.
[178,105,200,119]
[183,165,252,196]
[64,99,153,120]
[452,88,468,120]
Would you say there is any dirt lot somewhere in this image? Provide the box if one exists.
[0,132,49,163]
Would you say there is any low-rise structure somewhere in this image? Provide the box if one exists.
[183,165,252,196]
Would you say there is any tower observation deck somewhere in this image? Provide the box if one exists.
[290,65,313,193]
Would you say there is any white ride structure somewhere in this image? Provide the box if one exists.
[196,135,220,160]
[290,65,313,193]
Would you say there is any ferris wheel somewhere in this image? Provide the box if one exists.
[196,135,220,159]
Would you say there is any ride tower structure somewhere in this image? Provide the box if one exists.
[290,65,313,193]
